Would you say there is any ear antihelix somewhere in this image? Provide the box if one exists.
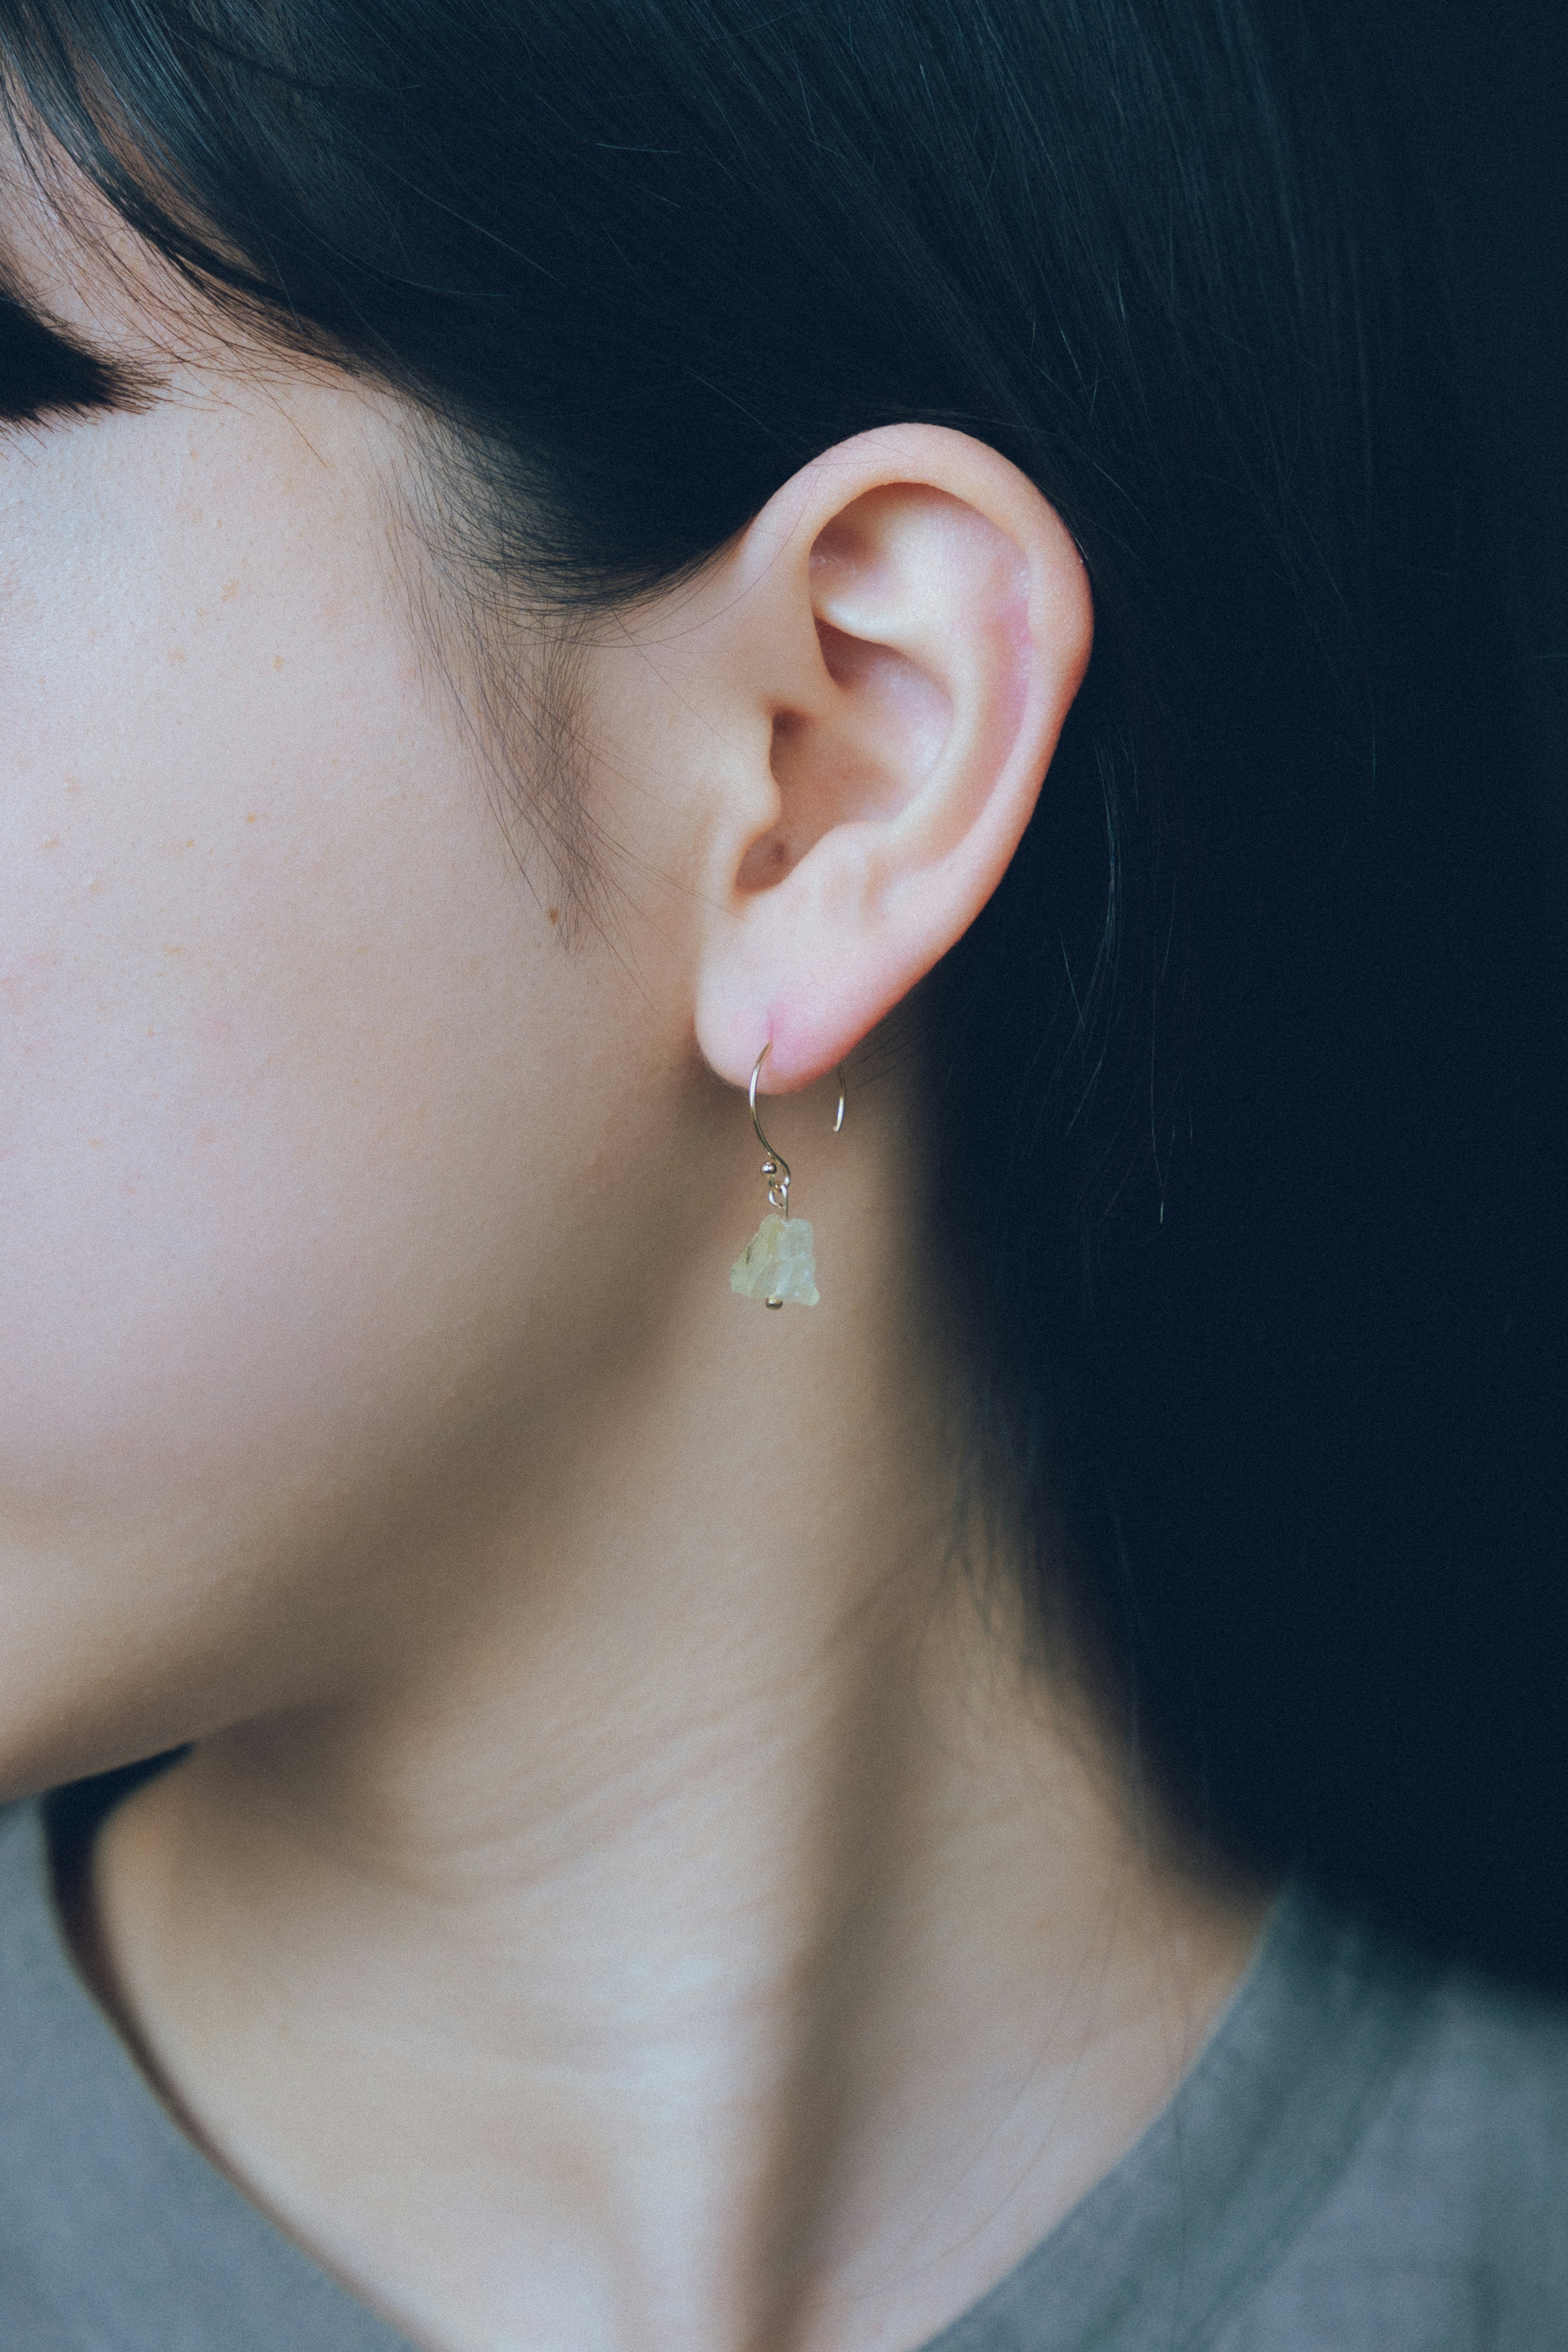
[728,1043,846,1310]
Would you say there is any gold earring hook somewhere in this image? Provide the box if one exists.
[748,1043,846,1224]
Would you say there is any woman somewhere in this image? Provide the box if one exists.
[0,0,1564,2345]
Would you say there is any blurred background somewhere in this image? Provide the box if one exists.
[1410,0,1567,822]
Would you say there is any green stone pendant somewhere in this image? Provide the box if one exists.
[732,1045,844,1309]
[730,1212,819,1308]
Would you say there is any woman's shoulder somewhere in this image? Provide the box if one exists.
[1414,1937,1568,2118]
[1199,1882,1568,2351]
[1349,1922,1568,2236]
[0,1792,415,2349]
[1305,1881,1568,2194]
[951,1877,1568,2352]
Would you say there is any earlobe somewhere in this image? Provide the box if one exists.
[692,425,1092,1094]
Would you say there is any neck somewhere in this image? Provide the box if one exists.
[85,1078,1270,2352]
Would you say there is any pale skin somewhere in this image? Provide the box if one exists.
[0,174,1272,2352]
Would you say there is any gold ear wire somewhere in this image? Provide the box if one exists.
[748,1043,793,1222]
[732,1044,846,1309]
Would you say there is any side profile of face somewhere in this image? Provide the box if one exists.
[0,270,647,1790]
[0,161,1091,1802]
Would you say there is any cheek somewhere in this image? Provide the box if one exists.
[0,445,553,1519]
[0,383,697,1792]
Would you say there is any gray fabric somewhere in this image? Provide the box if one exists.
[2,1798,1565,2350]
[0,1801,412,2352]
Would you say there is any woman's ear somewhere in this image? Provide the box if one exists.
[690,424,1092,1092]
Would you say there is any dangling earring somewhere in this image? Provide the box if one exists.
[729,1043,846,1309]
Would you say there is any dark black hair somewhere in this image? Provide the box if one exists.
[4,0,1566,1974]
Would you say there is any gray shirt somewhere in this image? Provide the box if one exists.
[1,1795,1565,2350]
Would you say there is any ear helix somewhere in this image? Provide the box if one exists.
[728,1044,846,1310]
